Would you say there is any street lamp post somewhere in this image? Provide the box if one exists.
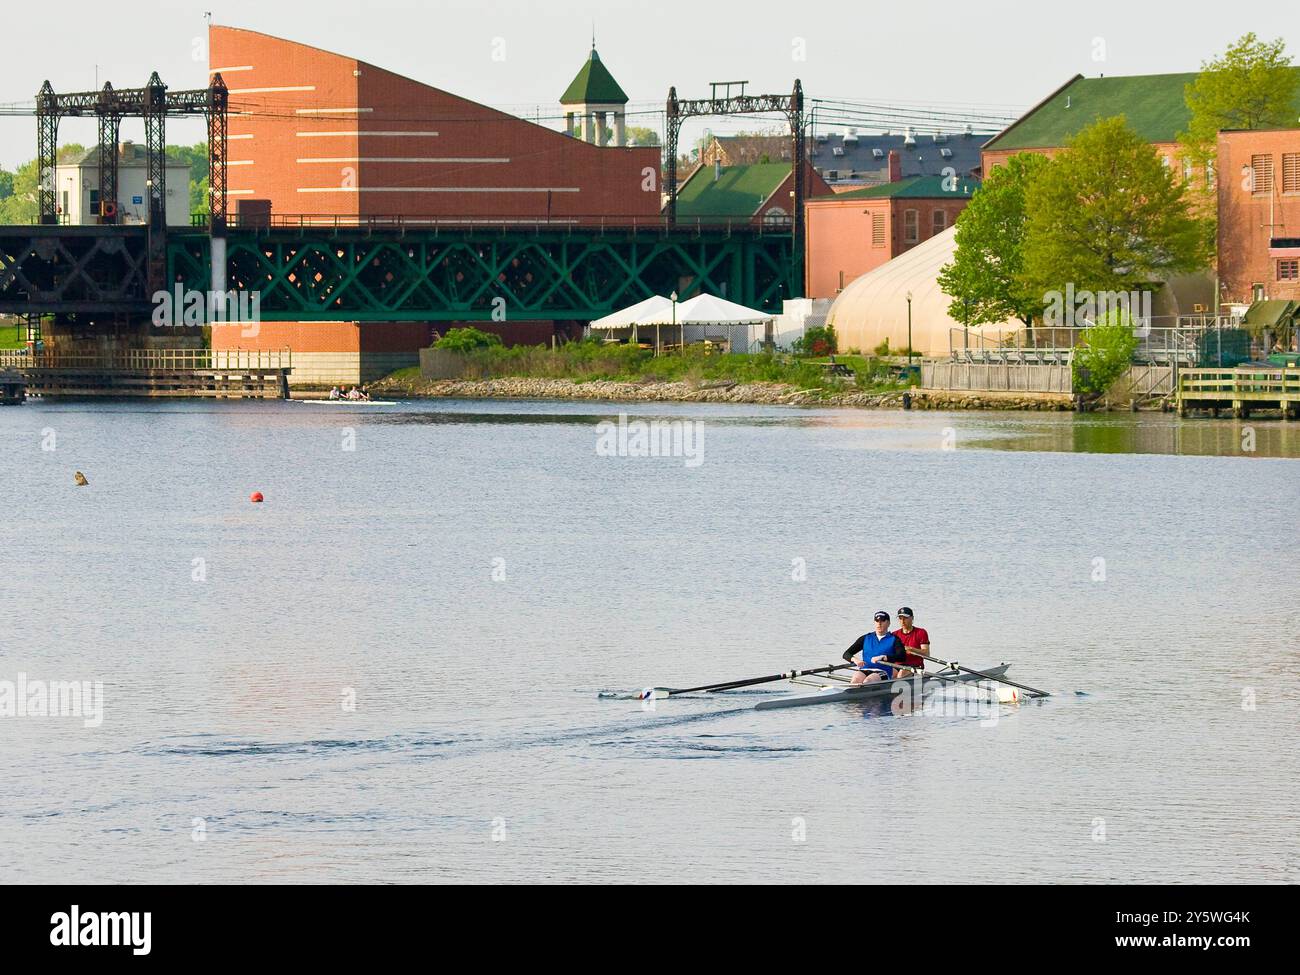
[906,291,913,372]
[670,290,678,356]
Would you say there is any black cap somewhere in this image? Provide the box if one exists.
[873,611,890,622]
[897,607,914,618]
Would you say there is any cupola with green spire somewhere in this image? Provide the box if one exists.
[561,40,629,146]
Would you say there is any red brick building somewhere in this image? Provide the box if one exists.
[207,26,660,384]
[803,173,979,298]
[1217,128,1300,306]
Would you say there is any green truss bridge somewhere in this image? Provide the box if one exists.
[0,219,800,322]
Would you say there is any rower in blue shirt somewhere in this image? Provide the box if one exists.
[841,610,909,685]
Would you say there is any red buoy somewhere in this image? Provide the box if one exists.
[250,491,264,503]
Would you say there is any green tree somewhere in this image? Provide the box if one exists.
[0,168,14,199]
[433,327,503,353]
[792,324,836,356]
[1020,117,1209,303]
[623,126,660,147]
[1073,311,1140,397]
[938,152,1050,327]
[1180,34,1298,171]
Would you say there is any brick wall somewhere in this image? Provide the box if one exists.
[804,195,968,298]
[1217,128,1300,304]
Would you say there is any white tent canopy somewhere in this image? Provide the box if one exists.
[589,295,676,330]
[633,294,773,326]
[587,293,773,351]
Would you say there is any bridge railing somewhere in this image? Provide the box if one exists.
[0,348,292,371]
[186,212,792,235]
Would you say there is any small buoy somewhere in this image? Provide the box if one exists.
[995,686,1020,704]
[73,471,88,486]
[250,491,264,503]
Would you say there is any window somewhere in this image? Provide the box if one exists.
[1283,153,1300,194]
[1183,158,1194,182]
[1206,159,1216,189]
[903,209,918,243]
[932,210,947,235]
[871,212,885,247]
[1279,259,1300,281]
[1252,283,1266,301]
[1250,154,1274,194]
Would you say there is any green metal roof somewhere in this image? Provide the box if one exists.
[560,47,628,105]
[986,69,1300,151]
[674,163,791,217]
[1243,299,1297,328]
[823,174,981,200]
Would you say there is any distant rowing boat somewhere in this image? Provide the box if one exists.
[753,664,1012,710]
[298,399,399,406]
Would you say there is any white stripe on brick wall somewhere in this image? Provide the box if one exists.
[295,131,440,137]
[223,189,255,195]
[209,65,254,74]
[295,157,508,164]
[297,186,580,193]
[295,107,374,114]
[226,134,255,140]
[229,85,316,94]
[227,160,255,166]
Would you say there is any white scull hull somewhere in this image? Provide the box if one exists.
[753,664,1012,710]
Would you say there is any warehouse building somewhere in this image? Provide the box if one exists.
[207,26,660,384]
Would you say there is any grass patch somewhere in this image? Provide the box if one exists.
[389,340,908,395]
[0,324,25,350]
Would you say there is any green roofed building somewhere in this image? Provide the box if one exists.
[674,161,832,226]
[981,69,1300,171]
[561,45,630,146]
[824,174,981,200]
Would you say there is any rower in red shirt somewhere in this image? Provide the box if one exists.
[890,607,930,677]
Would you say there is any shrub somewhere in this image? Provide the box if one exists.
[433,327,503,353]
[793,324,837,357]
[1073,312,1139,396]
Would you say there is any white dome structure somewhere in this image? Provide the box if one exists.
[825,226,1023,356]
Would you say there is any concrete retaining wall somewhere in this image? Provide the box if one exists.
[419,348,469,380]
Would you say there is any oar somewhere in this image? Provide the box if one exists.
[915,653,1050,698]
[640,663,857,700]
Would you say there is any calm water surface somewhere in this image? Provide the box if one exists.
[1,399,1297,883]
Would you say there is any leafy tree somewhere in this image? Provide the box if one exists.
[623,126,660,147]
[0,169,14,200]
[792,324,836,356]
[1020,117,1209,303]
[1179,34,1297,248]
[433,327,503,353]
[1073,311,1140,397]
[0,158,43,224]
[1180,34,1298,171]
[165,143,210,215]
[938,152,1050,327]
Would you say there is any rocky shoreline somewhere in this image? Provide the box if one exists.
[368,374,1076,411]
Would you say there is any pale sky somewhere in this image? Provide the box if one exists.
[1,0,1295,168]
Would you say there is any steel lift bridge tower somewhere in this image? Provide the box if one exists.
[665,79,806,284]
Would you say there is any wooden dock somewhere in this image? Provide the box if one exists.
[1176,366,1300,418]
[0,368,25,404]
[0,349,291,399]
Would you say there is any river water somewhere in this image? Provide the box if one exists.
[1,399,1296,884]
